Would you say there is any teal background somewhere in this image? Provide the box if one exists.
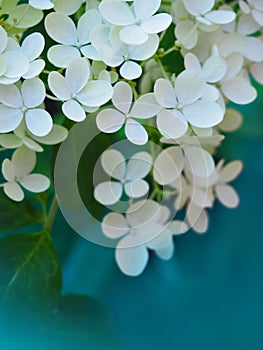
[1,91,263,349]
[51,92,263,349]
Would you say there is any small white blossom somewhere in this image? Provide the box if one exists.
[1,147,50,202]
[99,0,172,45]
[0,26,29,85]
[48,58,113,121]
[45,10,102,68]
[94,149,152,205]
[96,81,157,145]
[0,78,52,136]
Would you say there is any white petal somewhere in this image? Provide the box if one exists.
[115,242,149,276]
[238,14,260,35]
[245,37,263,62]
[53,0,83,15]
[175,20,198,49]
[12,146,36,176]
[205,10,236,24]
[20,174,50,192]
[203,55,227,83]
[130,93,162,119]
[47,45,81,68]
[155,244,174,260]
[184,145,215,177]
[130,34,159,60]
[77,9,102,45]
[124,179,149,198]
[126,199,160,227]
[153,147,184,185]
[112,82,132,114]
[4,182,24,202]
[183,100,224,128]
[134,0,160,20]
[96,108,125,133]
[0,25,8,54]
[175,69,205,106]
[126,151,152,180]
[101,149,126,180]
[2,159,15,181]
[21,32,45,61]
[22,78,45,108]
[120,25,148,45]
[187,206,209,233]
[62,100,86,122]
[250,62,263,85]
[0,106,23,133]
[141,13,172,34]
[23,59,45,79]
[45,13,77,45]
[0,84,22,108]
[215,184,239,208]
[125,119,148,145]
[94,181,123,205]
[29,0,53,10]
[77,80,113,107]
[221,77,257,104]
[65,58,90,94]
[147,226,172,248]
[219,161,243,183]
[252,8,263,26]
[99,1,135,25]
[157,109,188,139]
[23,137,43,152]
[102,212,129,239]
[218,108,243,132]
[120,61,142,80]
[154,78,177,108]
[33,125,68,145]
[0,134,22,149]
[48,71,71,100]
[183,0,214,16]
[1,51,29,79]
[25,109,53,137]
[169,220,189,234]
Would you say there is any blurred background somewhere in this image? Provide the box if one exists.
[50,84,263,349]
[1,86,263,350]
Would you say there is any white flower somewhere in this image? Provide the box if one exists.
[91,25,159,80]
[102,199,188,275]
[1,147,50,202]
[183,0,236,25]
[99,0,172,45]
[96,81,157,145]
[153,71,224,139]
[21,32,45,79]
[0,121,68,152]
[48,58,113,122]
[45,10,102,68]
[213,159,243,208]
[239,0,263,28]
[153,137,215,186]
[0,78,52,136]
[29,0,83,15]
[0,26,29,85]
[94,149,152,205]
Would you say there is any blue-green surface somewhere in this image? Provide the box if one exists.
[1,94,263,350]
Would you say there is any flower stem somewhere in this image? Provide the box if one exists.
[44,195,58,233]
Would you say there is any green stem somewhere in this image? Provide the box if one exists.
[44,195,58,233]
[155,57,169,80]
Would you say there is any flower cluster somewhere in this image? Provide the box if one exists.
[0,0,261,276]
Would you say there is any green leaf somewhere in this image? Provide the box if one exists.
[0,191,43,231]
[0,232,62,320]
